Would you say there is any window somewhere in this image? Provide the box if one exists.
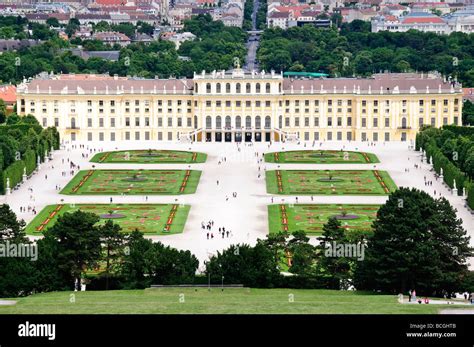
[236,116,242,128]
[206,116,212,129]
[110,132,115,141]
[158,117,163,127]
[226,83,231,93]
[295,117,300,127]
[246,83,251,93]
[327,117,332,126]
[54,118,59,127]
[373,118,378,127]
[255,116,261,129]
[99,118,104,127]
[125,117,130,126]
[265,116,271,128]
[99,132,104,141]
[216,116,222,129]
[111,118,115,127]
[135,132,140,140]
[42,118,47,127]
[145,117,150,126]
[347,117,352,126]
[135,117,140,127]
[167,117,172,127]
[385,118,390,127]
[87,132,92,141]
[88,118,93,127]
[245,116,251,128]
[216,83,221,93]
[314,117,319,127]
[206,83,211,93]
[236,83,241,93]
[361,118,366,127]
[265,83,270,93]
[256,83,261,93]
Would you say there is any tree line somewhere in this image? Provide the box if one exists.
[0,187,472,297]
[0,112,59,194]
[416,125,474,208]
[0,14,247,84]
[257,21,474,87]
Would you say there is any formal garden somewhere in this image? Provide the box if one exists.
[264,150,379,164]
[26,204,190,235]
[266,170,397,195]
[60,169,201,195]
[90,149,207,164]
[268,204,380,235]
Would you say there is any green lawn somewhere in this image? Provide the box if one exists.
[60,169,201,195]
[90,149,207,164]
[265,150,379,164]
[25,204,190,235]
[266,170,397,195]
[0,288,465,314]
[268,204,380,235]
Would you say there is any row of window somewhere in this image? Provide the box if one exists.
[205,115,272,129]
[83,131,176,142]
[27,98,459,108]
[199,82,277,94]
[45,115,456,129]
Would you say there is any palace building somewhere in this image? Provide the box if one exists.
[16,69,463,143]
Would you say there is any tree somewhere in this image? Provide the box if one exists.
[354,188,472,295]
[43,210,103,290]
[46,18,60,28]
[0,204,38,297]
[206,243,281,288]
[99,220,125,290]
[462,100,474,125]
[286,231,316,276]
[316,217,353,289]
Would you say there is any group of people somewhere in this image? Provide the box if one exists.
[201,220,233,240]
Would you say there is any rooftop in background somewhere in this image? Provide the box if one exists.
[0,85,16,104]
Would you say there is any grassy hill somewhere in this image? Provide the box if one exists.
[0,288,469,314]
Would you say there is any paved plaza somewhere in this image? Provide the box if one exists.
[3,140,473,269]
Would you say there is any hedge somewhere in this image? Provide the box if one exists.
[442,125,474,138]
[467,183,474,210]
[417,130,474,208]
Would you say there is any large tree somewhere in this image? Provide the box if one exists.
[354,188,472,295]
[316,217,353,289]
[42,210,103,290]
[0,204,38,297]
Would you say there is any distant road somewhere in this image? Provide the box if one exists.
[244,0,261,72]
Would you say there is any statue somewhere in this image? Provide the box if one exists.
[5,177,10,195]
[233,57,240,69]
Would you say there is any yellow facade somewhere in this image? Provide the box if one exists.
[16,70,463,143]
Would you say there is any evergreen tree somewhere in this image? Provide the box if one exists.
[354,188,472,295]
